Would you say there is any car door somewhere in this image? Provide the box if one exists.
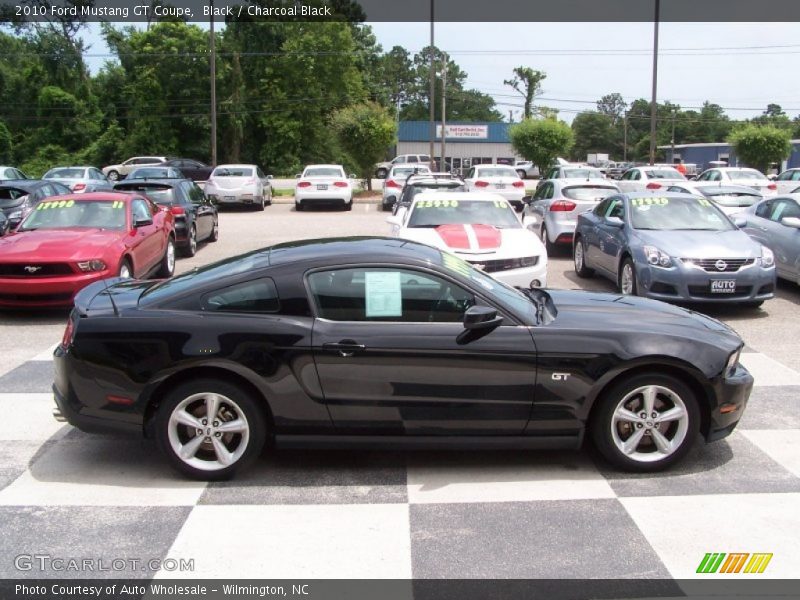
[593,197,627,275]
[307,266,537,435]
[185,181,214,240]
[129,197,161,274]
[528,181,550,222]
[763,198,800,279]
[616,169,635,193]
[742,199,774,247]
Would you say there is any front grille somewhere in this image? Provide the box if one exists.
[688,285,753,299]
[0,263,74,277]
[466,256,539,273]
[682,258,754,272]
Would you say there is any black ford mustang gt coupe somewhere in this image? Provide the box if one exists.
[53,237,752,479]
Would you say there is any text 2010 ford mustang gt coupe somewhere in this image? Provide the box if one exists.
[53,237,752,480]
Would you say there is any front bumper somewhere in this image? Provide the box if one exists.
[0,270,114,307]
[635,262,775,304]
[705,362,753,442]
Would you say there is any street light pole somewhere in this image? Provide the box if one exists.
[429,0,435,165]
[209,0,217,166]
[623,113,628,163]
[440,52,447,172]
[648,0,660,166]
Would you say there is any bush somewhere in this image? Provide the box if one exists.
[509,118,574,174]
[728,124,791,174]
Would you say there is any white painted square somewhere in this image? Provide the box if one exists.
[0,438,206,506]
[740,354,800,387]
[158,504,412,578]
[406,453,616,504]
[621,493,800,578]
[0,393,67,441]
[739,429,800,478]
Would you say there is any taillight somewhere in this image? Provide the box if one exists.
[768,183,777,190]
[61,316,76,348]
[646,182,661,190]
[333,181,348,188]
[297,181,311,188]
[474,180,489,188]
[72,183,86,192]
[169,206,185,215]
[512,181,525,188]
[386,179,401,188]
[550,200,577,212]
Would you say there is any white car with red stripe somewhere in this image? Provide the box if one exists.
[464,165,527,210]
[387,192,547,288]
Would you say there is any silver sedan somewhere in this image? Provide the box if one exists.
[381,164,431,211]
[42,166,114,193]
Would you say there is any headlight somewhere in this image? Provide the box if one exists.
[643,245,672,267]
[760,245,774,268]
[725,348,741,377]
[518,256,539,268]
[76,259,107,272]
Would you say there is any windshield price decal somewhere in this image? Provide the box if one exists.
[696,197,712,207]
[417,199,459,208]
[631,197,669,207]
[492,200,507,208]
[36,200,75,210]
[442,253,474,277]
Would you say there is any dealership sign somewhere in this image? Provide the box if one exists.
[436,125,488,139]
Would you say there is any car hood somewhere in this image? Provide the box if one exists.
[0,228,122,260]
[632,229,761,258]
[399,224,546,258]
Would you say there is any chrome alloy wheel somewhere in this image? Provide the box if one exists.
[166,240,176,274]
[167,392,250,471]
[620,262,635,295]
[574,240,584,271]
[610,385,689,463]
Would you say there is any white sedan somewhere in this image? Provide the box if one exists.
[463,165,527,210]
[615,166,687,193]
[204,164,272,210]
[695,167,777,196]
[387,192,548,288]
[382,164,431,211]
[295,164,354,211]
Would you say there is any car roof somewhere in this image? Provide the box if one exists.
[45,166,95,171]
[413,191,505,203]
[213,164,258,169]
[303,164,344,169]
[114,179,184,188]
[267,236,444,268]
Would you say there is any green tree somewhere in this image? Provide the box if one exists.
[509,118,574,174]
[596,93,627,124]
[331,102,396,191]
[728,124,792,174]
[0,121,12,163]
[504,67,546,119]
[571,112,614,160]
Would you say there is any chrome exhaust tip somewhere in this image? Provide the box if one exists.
[52,407,67,423]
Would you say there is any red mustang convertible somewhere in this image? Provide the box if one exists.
[0,192,175,308]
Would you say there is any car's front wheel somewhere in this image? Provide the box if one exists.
[157,237,175,278]
[107,170,119,181]
[573,236,594,278]
[591,372,700,472]
[619,257,638,295]
[156,379,266,480]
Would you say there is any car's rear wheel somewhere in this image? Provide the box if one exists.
[209,219,219,242]
[591,372,700,472]
[182,225,197,257]
[375,168,387,179]
[107,170,119,182]
[573,236,594,278]
[344,200,353,211]
[619,257,638,295]
[157,237,176,278]
[516,169,527,179]
[295,201,304,212]
[156,379,266,480]
[118,258,132,279]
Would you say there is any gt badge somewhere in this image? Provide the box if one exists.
[552,373,571,381]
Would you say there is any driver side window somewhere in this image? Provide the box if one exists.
[308,268,475,323]
[605,198,625,219]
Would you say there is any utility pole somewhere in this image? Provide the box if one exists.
[429,0,435,165]
[623,113,628,162]
[209,0,217,166]
[648,0,660,166]
[440,52,447,172]
[670,108,676,164]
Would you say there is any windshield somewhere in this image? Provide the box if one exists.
[212,167,253,177]
[303,167,344,178]
[728,170,767,181]
[643,168,684,179]
[44,168,86,180]
[19,199,126,231]
[562,186,617,201]
[408,198,521,229]
[563,168,603,179]
[0,187,28,207]
[117,185,176,205]
[130,167,176,179]
[476,168,517,178]
[630,196,734,231]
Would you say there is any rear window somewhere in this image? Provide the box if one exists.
[44,168,86,179]
[562,168,603,179]
[729,170,767,181]
[393,167,430,178]
[476,168,517,178]
[304,167,345,178]
[0,187,29,207]
[643,169,684,179]
[212,167,253,177]
[117,185,176,205]
[562,186,617,201]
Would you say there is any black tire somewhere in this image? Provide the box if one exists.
[344,200,353,211]
[590,372,700,472]
[107,170,119,182]
[573,235,594,278]
[295,202,304,212]
[181,225,197,257]
[209,218,219,242]
[375,168,388,179]
[155,378,267,480]
[118,257,133,279]
[742,300,764,309]
[618,257,638,296]
[540,225,556,255]
[157,237,176,278]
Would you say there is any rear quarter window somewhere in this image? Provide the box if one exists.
[201,278,280,313]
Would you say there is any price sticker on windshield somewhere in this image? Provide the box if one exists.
[493,200,507,208]
[418,199,459,208]
[36,199,75,210]
[696,197,712,207]
[631,197,669,207]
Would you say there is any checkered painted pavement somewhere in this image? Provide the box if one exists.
[0,345,799,583]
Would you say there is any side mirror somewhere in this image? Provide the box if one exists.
[134,217,153,228]
[605,216,624,228]
[733,216,748,228]
[463,305,503,331]
[266,174,273,180]
[781,216,800,229]
[768,174,778,181]
[349,173,357,179]
[294,173,302,179]
[386,215,402,227]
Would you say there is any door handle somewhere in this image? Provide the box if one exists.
[322,340,366,357]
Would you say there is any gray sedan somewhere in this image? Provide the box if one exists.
[42,166,113,193]
[573,192,776,307]
[735,194,800,285]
